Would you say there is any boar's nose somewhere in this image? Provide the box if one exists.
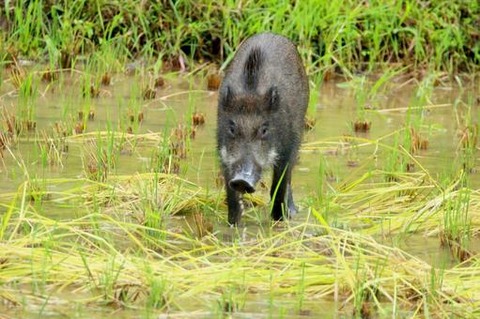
[229,176,256,194]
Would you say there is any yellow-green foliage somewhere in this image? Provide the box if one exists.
[1,168,480,317]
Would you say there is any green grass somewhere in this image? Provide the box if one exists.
[1,0,479,75]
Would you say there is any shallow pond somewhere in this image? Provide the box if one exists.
[0,67,479,317]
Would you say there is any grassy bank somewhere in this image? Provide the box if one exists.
[1,0,479,75]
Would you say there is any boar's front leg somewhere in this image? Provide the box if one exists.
[270,160,295,221]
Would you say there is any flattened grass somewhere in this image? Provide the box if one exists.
[1,161,479,317]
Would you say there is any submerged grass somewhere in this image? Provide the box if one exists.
[0,66,475,315]
[1,160,480,317]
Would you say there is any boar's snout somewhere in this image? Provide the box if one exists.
[228,159,260,194]
[229,176,256,194]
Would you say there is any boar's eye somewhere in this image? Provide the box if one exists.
[228,120,236,136]
[259,123,269,139]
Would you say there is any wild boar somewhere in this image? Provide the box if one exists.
[217,33,309,225]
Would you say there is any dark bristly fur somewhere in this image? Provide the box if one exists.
[217,33,309,226]
[243,47,264,91]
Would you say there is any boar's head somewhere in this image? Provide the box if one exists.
[217,85,280,194]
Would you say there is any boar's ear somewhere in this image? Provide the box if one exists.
[220,85,233,111]
[266,86,279,112]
